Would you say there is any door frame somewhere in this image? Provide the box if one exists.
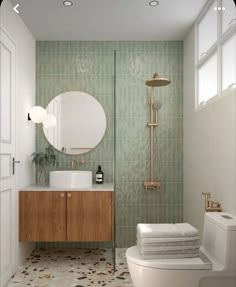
[0,26,17,286]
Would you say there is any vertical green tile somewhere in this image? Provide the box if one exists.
[36,41,183,249]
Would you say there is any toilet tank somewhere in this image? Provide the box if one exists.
[201,212,236,271]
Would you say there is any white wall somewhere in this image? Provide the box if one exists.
[183,26,236,237]
[1,0,35,266]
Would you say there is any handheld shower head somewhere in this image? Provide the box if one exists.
[153,100,162,111]
[153,100,162,124]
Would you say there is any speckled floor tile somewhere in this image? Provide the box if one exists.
[6,248,133,287]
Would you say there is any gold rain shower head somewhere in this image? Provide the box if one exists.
[145,73,171,87]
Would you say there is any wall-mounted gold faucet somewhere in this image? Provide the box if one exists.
[71,158,86,169]
[71,159,77,169]
[202,192,222,212]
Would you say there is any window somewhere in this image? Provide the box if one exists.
[198,0,217,60]
[198,53,218,104]
[222,0,236,34]
[196,0,236,108]
[222,35,236,91]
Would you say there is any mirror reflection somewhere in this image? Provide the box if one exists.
[43,91,107,155]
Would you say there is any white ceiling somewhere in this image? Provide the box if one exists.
[10,0,208,40]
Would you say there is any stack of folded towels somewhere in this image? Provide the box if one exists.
[137,223,200,259]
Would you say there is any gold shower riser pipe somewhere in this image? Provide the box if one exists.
[144,87,161,191]
[150,87,154,182]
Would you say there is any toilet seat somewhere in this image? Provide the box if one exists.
[126,246,212,270]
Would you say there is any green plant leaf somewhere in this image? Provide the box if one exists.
[31,145,58,168]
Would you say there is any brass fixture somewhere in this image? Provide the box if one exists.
[71,159,77,169]
[71,158,86,168]
[145,73,171,87]
[144,181,161,190]
[147,123,159,127]
[79,158,86,164]
[144,73,171,190]
[202,192,223,212]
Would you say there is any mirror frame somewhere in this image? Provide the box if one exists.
[43,91,107,155]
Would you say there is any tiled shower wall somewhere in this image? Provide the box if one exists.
[36,41,183,248]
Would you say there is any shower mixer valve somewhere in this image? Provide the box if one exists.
[144,181,161,191]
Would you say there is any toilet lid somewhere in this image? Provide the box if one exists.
[126,246,212,270]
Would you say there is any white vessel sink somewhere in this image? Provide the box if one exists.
[49,170,92,189]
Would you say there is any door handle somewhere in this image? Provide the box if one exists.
[13,157,20,175]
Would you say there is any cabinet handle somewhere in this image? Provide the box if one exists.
[60,193,65,198]
[67,193,72,198]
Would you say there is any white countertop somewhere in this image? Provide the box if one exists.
[20,183,114,192]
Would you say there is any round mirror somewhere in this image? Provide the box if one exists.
[43,91,106,155]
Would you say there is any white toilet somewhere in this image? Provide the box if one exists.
[126,212,236,287]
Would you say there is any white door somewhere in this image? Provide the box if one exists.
[0,28,16,287]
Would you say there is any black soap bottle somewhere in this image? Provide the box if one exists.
[96,165,104,184]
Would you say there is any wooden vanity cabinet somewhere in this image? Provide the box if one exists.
[19,191,114,242]
[19,191,67,241]
[67,191,113,241]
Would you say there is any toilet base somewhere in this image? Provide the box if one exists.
[127,259,208,287]
[199,275,236,287]
[126,246,236,287]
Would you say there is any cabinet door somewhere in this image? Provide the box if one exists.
[67,191,113,241]
[19,191,66,241]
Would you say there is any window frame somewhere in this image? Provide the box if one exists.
[195,0,236,110]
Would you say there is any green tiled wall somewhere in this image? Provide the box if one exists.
[36,41,183,248]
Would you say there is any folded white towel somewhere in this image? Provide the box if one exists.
[137,235,200,244]
[137,223,199,239]
[137,237,200,247]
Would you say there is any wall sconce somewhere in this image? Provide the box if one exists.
[28,106,57,128]
[28,106,47,123]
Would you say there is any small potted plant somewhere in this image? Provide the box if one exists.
[32,145,58,185]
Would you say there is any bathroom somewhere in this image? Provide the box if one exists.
[0,0,235,286]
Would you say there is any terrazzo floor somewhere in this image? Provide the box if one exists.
[6,248,133,287]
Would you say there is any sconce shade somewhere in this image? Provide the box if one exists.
[43,114,57,129]
[29,106,47,123]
